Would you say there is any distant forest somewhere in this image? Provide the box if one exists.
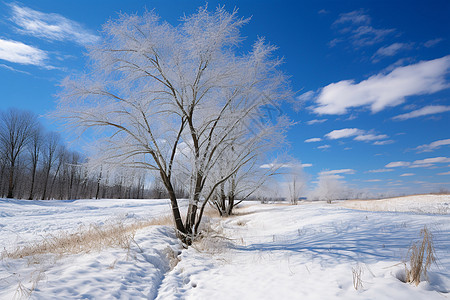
[0,108,188,200]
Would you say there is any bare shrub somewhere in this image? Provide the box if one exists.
[191,218,231,254]
[405,226,436,286]
[352,265,364,290]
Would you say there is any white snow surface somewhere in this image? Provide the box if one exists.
[1,196,449,299]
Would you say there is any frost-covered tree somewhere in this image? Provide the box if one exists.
[54,6,291,242]
[309,174,352,203]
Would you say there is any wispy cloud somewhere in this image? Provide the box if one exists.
[424,38,443,48]
[313,56,450,115]
[437,171,450,175]
[367,168,394,173]
[297,91,316,101]
[333,10,371,26]
[400,173,415,177]
[415,139,450,153]
[0,38,47,66]
[325,128,363,139]
[260,162,312,169]
[0,63,31,75]
[392,105,450,120]
[385,161,410,168]
[8,3,99,45]
[354,134,388,141]
[372,43,412,62]
[305,137,322,143]
[386,157,450,168]
[306,119,327,125]
[319,169,355,176]
[373,140,394,145]
[325,128,389,144]
[331,9,394,48]
[318,145,330,149]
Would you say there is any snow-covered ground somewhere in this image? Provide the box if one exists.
[1,195,449,299]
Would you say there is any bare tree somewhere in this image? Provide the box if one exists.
[54,6,291,242]
[286,163,307,205]
[27,126,43,200]
[41,132,62,200]
[0,109,37,198]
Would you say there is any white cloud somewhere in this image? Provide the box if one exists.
[320,169,355,176]
[8,3,99,45]
[367,168,394,173]
[392,105,450,120]
[424,38,443,48]
[385,161,410,168]
[260,162,311,169]
[386,157,450,168]
[325,128,363,139]
[306,119,327,125]
[415,139,450,152]
[400,173,415,177]
[260,163,291,169]
[313,56,450,115]
[325,128,390,144]
[351,26,395,47]
[297,91,315,101]
[437,171,450,175]
[318,145,330,149]
[305,137,322,143]
[372,43,411,61]
[413,157,450,165]
[373,140,394,145]
[331,10,394,48]
[333,10,371,26]
[354,134,388,141]
[364,179,382,182]
[0,38,47,66]
[0,63,31,75]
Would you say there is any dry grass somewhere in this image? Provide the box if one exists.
[190,218,232,254]
[1,215,174,260]
[352,265,364,290]
[405,226,436,286]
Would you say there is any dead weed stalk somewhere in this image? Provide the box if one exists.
[405,225,436,286]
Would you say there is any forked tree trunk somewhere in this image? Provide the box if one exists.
[185,173,202,234]
[160,171,187,242]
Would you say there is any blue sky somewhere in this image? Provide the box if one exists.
[0,0,449,195]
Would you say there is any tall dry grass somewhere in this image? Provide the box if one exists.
[405,226,436,286]
[1,215,174,260]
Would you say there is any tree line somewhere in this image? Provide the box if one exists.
[0,108,188,200]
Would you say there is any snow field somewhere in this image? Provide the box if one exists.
[167,201,450,299]
[1,196,450,299]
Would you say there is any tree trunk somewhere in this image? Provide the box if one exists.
[28,162,37,200]
[185,173,202,234]
[7,162,15,198]
[160,171,187,242]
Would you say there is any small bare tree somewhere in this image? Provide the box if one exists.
[286,163,307,204]
[54,6,291,242]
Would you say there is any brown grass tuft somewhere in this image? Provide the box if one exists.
[405,226,436,286]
